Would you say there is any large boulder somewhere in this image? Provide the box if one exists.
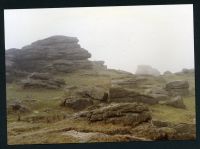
[135,65,160,76]
[109,87,158,104]
[165,80,189,96]
[79,102,151,126]
[162,96,186,109]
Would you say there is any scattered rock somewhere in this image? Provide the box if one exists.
[172,123,196,140]
[132,121,196,140]
[64,97,93,111]
[148,127,177,140]
[7,100,30,114]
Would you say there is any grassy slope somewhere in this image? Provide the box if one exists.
[6,69,196,144]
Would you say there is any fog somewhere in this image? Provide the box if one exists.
[4,5,194,73]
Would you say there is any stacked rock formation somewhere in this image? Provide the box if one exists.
[6,35,93,82]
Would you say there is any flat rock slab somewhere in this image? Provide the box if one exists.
[79,102,152,126]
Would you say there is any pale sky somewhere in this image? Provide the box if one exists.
[4,5,194,73]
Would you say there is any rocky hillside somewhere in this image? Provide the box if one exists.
[6,35,196,144]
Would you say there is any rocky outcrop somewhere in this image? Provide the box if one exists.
[21,72,65,89]
[165,80,189,96]
[79,102,151,126]
[135,65,160,76]
[6,36,93,82]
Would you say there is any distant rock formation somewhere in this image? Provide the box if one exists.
[181,68,194,74]
[163,71,172,75]
[175,68,194,75]
[6,35,94,82]
[136,65,160,76]
[92,61,107,70]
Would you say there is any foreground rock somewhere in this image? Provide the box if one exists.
[149,119,196,140]
[6,36,93,82]
[21,72,65,89]
[62,130,150,143]
[135,65,160,76]
[79,102,152,126]
[165,80,189,96]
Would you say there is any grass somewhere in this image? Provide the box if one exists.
[150,96,195,124]
[57,70,111,89]
[7,118,131,144]
[6,69,196,144]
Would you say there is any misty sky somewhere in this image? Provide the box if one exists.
[4,5,194,74]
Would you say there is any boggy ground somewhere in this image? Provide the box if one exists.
[6,69,196,144]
